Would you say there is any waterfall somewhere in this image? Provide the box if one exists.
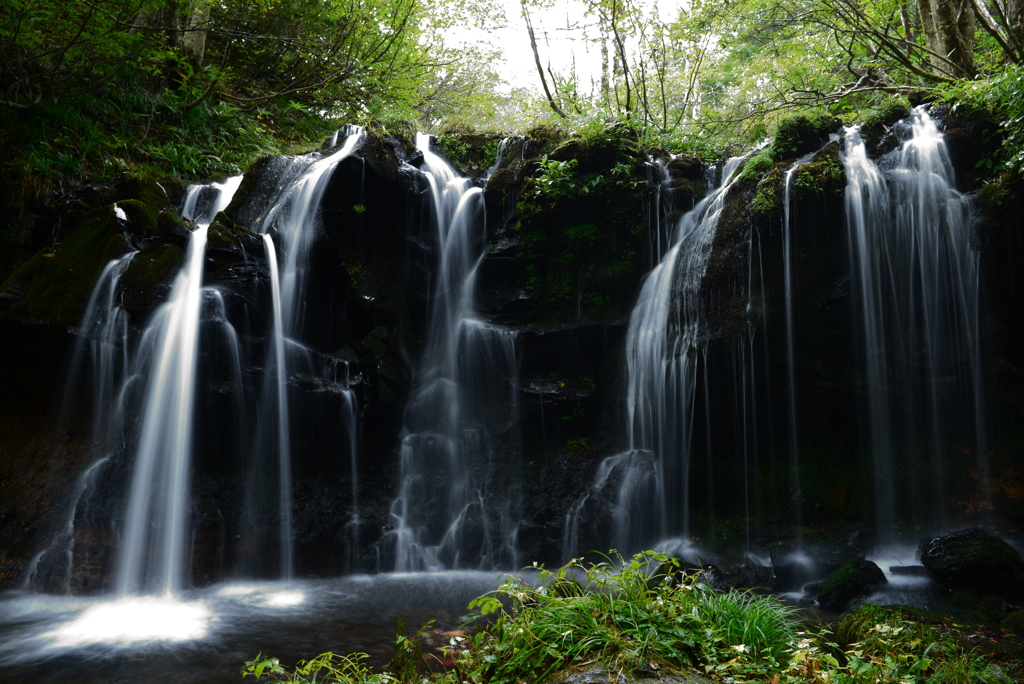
[781,152,817,535]
[23,253,134,591]
[563,155,749,559]
[117,176,241,594]
[249,126,366,577]
[843,106,986,539]
[387,134,520,571]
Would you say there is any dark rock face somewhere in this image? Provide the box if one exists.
[919,529,1024,598]
[816,559,887,613]
[703,563,773,592]
[767,540,866,592]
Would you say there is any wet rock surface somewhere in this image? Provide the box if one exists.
[816,559,887,612]
[920,529,1024,598]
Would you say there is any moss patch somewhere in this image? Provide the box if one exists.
[119,241,186,313]
[514,142,649,324]
[0,209,130,325]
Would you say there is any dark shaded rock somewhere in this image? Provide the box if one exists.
[703,563,773,592]
[768,540,865,591]
[817,559,887,613]
[919,528,1024,598]
[1004,610,1024,635]
[667,156,703,181]
[0,207,131,326]
[119,241,186,316]
[889,565,930,577]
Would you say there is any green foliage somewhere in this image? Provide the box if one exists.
[240,555,1017,684]
[515,143,646,321]
[241,651,395,683]
[861,97,912,131]
[769,113,842,162]
[941,65,1024,173]
[436,136,471,165]
[740,148,776,182]
[566,438,590,454]
[386,619,429,683]
[794,154,845,196]
[464,552,800,683]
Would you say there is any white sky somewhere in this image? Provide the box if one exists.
[446,0,686,97]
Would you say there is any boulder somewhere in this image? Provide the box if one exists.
[919,528,1024,598]
[816,559,887,613]
[768,539,865,591]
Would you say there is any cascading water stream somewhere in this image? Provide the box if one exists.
[388,134,519,572]
[22,253,134,591]
[118,176,241,595]
[250,126,366,577]
[843,107,987,539]
[781,152,817,535]
[564,155,749,559]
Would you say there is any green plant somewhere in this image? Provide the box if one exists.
[241,651,395,683]
[464,552,800,684]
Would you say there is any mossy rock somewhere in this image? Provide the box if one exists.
[434,132,505,177]
[0,209,131,325]
[119,241,186,314]
[791,141,846,202]
[667,156,703,181]
[817,559,887,613]
[548,136,637,175]
[751,163,787,217]
[919,528,1024,598]
[158,209,192,242]
[1004,609,1024,635]
[524,125,567,158]
[206,215,256,252]
[859,97,911,152]
[116,199,160,238]
[770,112,843,162]
[123,174,180,211]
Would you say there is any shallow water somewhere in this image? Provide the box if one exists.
[0,572,505,684]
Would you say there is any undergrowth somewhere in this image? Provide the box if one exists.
[243,551,1015,684]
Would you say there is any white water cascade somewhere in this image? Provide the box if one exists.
[118,176,241,594]
[249,126,366,577]
[387,134,520,571]
[843,106,986,539]
[563,155,749,559]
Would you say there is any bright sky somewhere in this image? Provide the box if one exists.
[448,0,686,97]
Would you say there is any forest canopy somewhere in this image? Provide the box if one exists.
[1,0,1023,198]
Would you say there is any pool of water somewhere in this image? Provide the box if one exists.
[0,572,506,684]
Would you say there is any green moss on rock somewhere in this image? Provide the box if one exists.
[0,209,130,325]
[770,113,843,161]
[119,241,186,313]
[792,141,846,200]
[817,559,887,613]
[117,199,159,237]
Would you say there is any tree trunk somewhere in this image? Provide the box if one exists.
[1007,0,1024,54]
[917,0,975,78]
[915,0,946,74]
[934,0,975,77]
[180,0,211,64]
